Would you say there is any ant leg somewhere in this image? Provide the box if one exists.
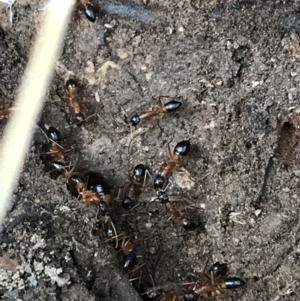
[150,96,159,111]
[167,133,175,158]
[144,169,152,187]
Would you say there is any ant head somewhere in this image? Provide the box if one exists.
[184,290,199,301]
[130,114,141,126]
[153,175,165,190]
[99,200,108,216]
[174,140,190,156]
[84,3,96,22]
[123,251,137,270]
[157,190,169,205]
[133,164,146,177]
[65,79,78,93]
[209,262,228,277]
[122,196,132,209]
[105,221,115,237]
[74,113,85,127]
[182,220,197,231]
[47,126,61,143]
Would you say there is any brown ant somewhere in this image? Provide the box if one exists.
[165,201,197,231]
[154,140,190,190]
[44,126,70,174]
[183,262,245,301]
[122,164,148,208]
[68,171,111,209]
[65,79,85,126]
[130,96,182,127]
[79,0,96,22]
[104,223,137,270]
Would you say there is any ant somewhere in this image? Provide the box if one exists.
[161,292,182,301]
[47,126,67,165]
[104,223,137,270]
[130,96,182,127]
[154,140,190,190]
[122,164,148,209]
[68,171,111,208]
[165,201,197,231]
[183,262,245,300]
[121,235,137,270]
[65,79,85,126]
[79,0,96,22]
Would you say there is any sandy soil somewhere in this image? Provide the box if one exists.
[1,0,300,300]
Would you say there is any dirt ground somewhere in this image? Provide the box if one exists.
[1,0,300,300]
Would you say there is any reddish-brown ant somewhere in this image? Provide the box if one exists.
[130,96,182,127]
[154,140,190,190]
[45,126,69,173]
[65,79,85,126]
[122,164,148,208]
[160,292,182,301]
[79,0,96,22]
[183,262,245,301]
[68,171,111,208]
[165,201,197,231]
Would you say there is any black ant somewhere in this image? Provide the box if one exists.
[79,0,96,22]
[130,96,182,127]
[154,140,190,190]
[183,262,245,300]
[122,164,147,209]
[65,79,85,126]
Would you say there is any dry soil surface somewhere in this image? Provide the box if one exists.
[1,0,300,301]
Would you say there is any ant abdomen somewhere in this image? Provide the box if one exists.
[184,290,199,301]
[84,3,96,22]
[122,196,132,208]
[47,126,61,143]
[123,251,137,270]
[224,277,245,289]
[174,140,190,156]
[164,100,182,113]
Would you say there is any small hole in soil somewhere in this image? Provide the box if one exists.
[282,121,293,129]
[253,276,259,282]
[245,141,252,149]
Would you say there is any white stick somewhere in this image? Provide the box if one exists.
[0,0,75,227]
